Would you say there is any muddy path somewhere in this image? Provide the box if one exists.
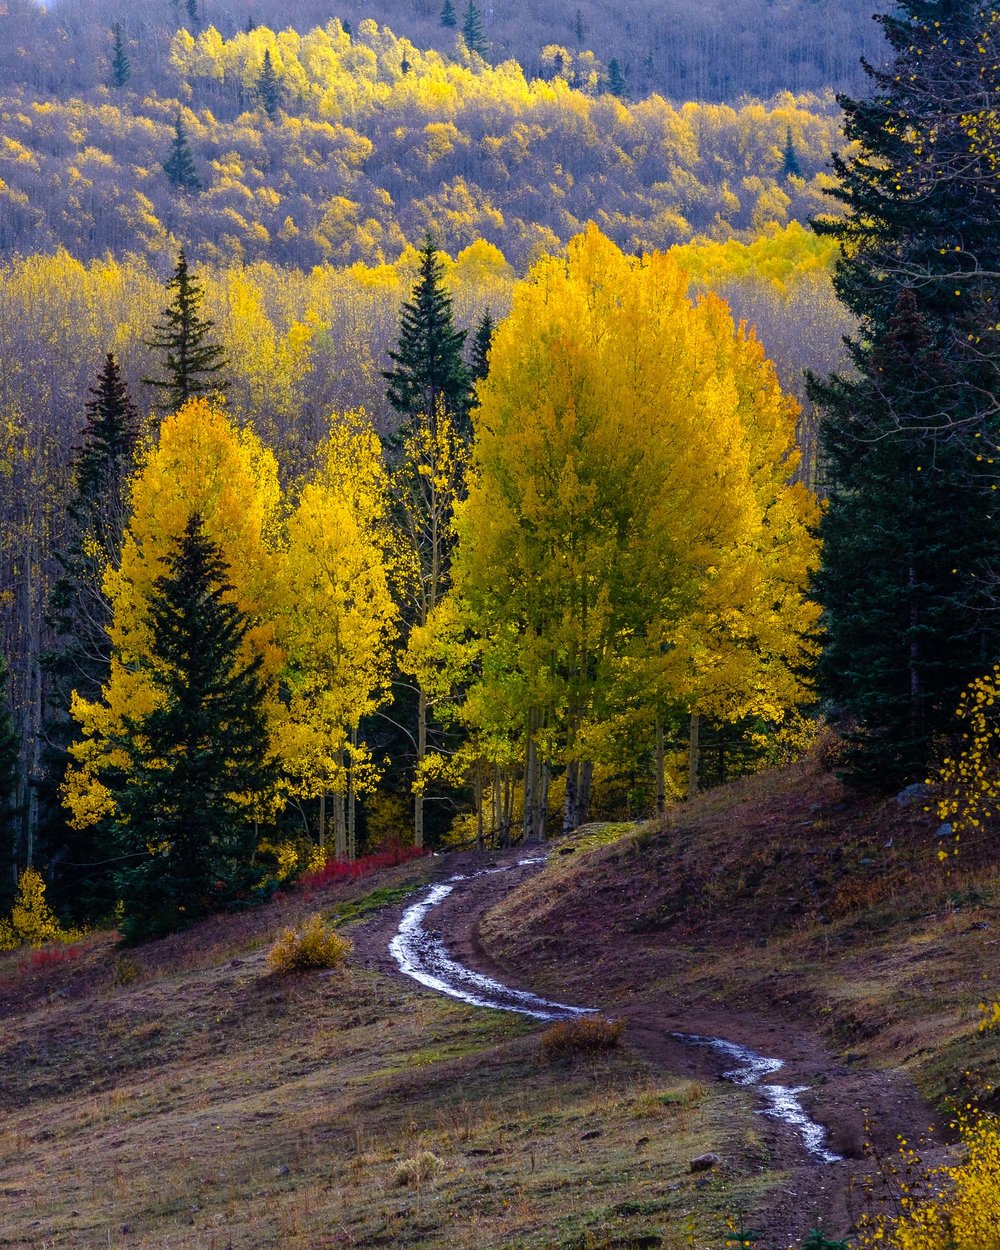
[352,846,945,1243]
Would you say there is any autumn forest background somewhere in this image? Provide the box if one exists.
[5,0,1000,1243]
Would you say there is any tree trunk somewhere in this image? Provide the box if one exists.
[334,749,347,859]
[578,760,593,825]
[655,718,666,818]
[415,688,427,849]
[562,760,579,835]
[523,708,539,842]
[539,755,550,842]
[687,711,700,800]
[318,793,326,855]
[475,767,484,851]
[348,725,357,861]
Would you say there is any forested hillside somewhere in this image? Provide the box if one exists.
[18,0,883,102]
[0,15,843,268]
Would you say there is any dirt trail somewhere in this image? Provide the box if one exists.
[352,846,945,1243]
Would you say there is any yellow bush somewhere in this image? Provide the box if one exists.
[539,1015,626,1060]
[392,1151,445,1188]
[0,867,78,950]
[860,1115,1000,1250]
[266,913,352,973]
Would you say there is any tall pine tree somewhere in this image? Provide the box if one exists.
[43,354,140,920]
[163,114,201,192]
[462,0,487,55]
[470,310,494,382]
[110,24,131,89]
[811,0,1000,784]
[257,48,281,119]
[143,250,227,414]
[0,652,18,912]
[382,233,471,438]
[110,514,274,943]
[441,0,458,27]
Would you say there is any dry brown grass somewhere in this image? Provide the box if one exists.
[539,1015,626,1060]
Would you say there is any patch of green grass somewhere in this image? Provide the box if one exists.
[330,882,427,927]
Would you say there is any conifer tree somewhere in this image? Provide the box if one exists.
[162,114,201,192]
[110,513,274,942]
[607,57,627,97]
[574,9,586,44]
[257,47,281,119]
[811,0,1000,783]
[462,0,487,55]
[185,0,200,31]
[0,653,17,910]
[382,233,471,438]
[781,127,801,177]
[43,354,140,920]
[441,0,458,27]
[401,51,412,75]
[110,24,131,89]
[470,310,494,382]
[143,250,227,414]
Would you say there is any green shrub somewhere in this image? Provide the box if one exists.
[267,913,352,974]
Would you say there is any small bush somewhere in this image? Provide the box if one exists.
[0,867,80,950]
[25,944,82,970]
[393,1150,445,1188]
[539,1015,626,1060]
[300,843,425,889]
[267,913,353,974]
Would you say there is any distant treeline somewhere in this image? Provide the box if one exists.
[0,17,845,269]
[7,0,884,103]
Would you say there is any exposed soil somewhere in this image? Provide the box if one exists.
[354,843,948,1245]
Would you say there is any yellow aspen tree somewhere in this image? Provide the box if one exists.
[63,398,285,830]
[274,412,397,860]
[453,224,820,831]
[392,401,470,849]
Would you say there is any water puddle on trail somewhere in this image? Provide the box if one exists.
[672,1032,843,1164]
[389,858,594,1020]
[388,855,841,1164]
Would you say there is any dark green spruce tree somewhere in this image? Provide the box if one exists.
[162,114,201,192]
[185,0,200,31]
[781,127,801,177]
[143,250,227,413]
[462,0,487,55]
[382,233,472,438]
[441,0,458,27]
[42,354,140,920]
[257,47,281,119]
[470,310,495,382]
[607,57,627,97]
[110,24,131,89]
[110,514,274,943]
[0,652,18,911]
[811,0,1000,784]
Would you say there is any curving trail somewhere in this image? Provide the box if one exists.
[388,855,843,1166]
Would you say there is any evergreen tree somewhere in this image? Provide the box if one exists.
[441,0,458,27]
[462,0,487,55]
[607,57,627,97]
[43,354,140,920]
[811,0,1000,784]
[162,114,201,193]
[0,653,18,912]
[143,250,227,413]
[574,8,586,44]
[470,310,495,382]
[401,51,412,75]
[110,514,274,942]
[185,0,200,30]
[257,47,281,118]
[342,19,352,38]
[110,24,131,89]
[382,233,471,438]
[781,127,801,177]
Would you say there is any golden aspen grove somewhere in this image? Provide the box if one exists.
[4,1,1000,1248]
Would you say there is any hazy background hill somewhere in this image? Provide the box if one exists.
[12,0,884,101]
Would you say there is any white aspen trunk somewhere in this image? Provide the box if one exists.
[655,718,666,818]
[687,712,701,800]
[415,688,427,849]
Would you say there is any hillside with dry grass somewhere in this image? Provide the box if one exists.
[3,741,998,1248]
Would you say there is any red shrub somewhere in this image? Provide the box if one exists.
[300,843,426,889]
[25,944,82,970]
